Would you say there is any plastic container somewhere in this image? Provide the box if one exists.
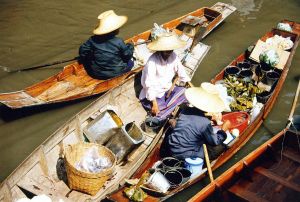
[185,157,204,178]
[266,71,280,87]
[157,157,184,173]
[257,91,273,104]
[175,168,192,184]
[222,111,250,134]
[239,70,253,82]
[164,169,183,188]
[237,61,251,70]
[224,66,240,78]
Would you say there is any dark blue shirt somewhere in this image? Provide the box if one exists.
[166,107,225,159]
[79,35,134,79]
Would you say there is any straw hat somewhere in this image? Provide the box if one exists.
[185,85,226,113]
[147,32,187,51]
[93,10,128,35]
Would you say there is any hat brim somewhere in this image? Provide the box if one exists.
[93,16,127,35]
[147,40,186,51]
[185,87,226,113]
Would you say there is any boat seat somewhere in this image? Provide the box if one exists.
[17,176,72,201]
[228,184,269,202]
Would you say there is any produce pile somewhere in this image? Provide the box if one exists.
[223,75,262,111]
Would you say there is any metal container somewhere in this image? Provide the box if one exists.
[145,171,171,193]
[83,110,144,164]
[105,122,145,164]
[83,110,123,144]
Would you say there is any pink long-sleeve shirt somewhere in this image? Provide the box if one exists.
[139,52,191,101]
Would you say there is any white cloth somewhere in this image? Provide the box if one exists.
[139,52,191,101]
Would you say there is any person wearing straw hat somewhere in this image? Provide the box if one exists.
[160,84,231,160]
[139,32,191,120]
[79,10,134,80]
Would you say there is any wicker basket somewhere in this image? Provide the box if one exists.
[64,142,116,196]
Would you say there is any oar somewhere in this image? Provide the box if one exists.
[1,40,151,74]
[203,144,214,182]
[287,80,300,128]
[1,57,79,73]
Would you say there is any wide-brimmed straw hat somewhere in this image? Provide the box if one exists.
[185,84,226,113]
[147,32,187,51]
[93,10,128,35]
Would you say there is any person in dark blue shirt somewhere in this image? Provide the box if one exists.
[161,86,231,160]
[79,10,134,80]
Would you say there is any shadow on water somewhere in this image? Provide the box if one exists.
[0,94,102,122]
[293,74,300,81]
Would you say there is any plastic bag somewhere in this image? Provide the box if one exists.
[259,49,280,67]
[150,23,169,39]
[277,23,292,32]
[75,146,112,173]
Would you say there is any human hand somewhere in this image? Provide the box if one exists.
[221,120,231,131]
[168,118,177,128]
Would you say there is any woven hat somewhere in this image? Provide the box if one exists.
[93,10,128,35]
[147,32,187,51]
[185,85,226,113]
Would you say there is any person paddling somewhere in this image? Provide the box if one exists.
[79,10,134,80]
[139,32,191,120]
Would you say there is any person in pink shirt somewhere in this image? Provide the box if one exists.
[139,32,191,120]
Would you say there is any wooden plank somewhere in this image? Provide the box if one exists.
[11,185,27,200]
[282,148,300,164]
[17,176,71,201]
[38,145,50,177]
[228,184,269,202]
[254,166,300,192]
[75,115,84,142]
[67,190,91,202]
[1,181,12,202]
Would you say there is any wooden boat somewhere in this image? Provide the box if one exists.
[188,79,300,202]
[0,2,235,109]
[0,3,237,201]
[188,129,300,202]
[105,21,300,202]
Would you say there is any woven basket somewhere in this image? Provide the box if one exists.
[64,142,116,196]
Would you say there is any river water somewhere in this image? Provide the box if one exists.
[0,0,299,200]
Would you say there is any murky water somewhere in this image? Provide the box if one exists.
[0,0,299,200]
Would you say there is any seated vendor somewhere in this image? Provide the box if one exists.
[160,85,231,161]
[139,32,191,120]
[79,10,134,80]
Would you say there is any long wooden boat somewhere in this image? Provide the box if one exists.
[188,128,300,202]
[0,2,235,109]
[105,21,300,202]
[0,3,236,201]
[188,78,300,202]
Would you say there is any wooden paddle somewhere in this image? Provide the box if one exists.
[203,144,214,182]
[0,57,79,73]
[1,40,151,73]
[287,79,300,128]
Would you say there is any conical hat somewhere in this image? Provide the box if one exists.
[93,10,128,35]
[185,86,226,113]
[147,32,187,51]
